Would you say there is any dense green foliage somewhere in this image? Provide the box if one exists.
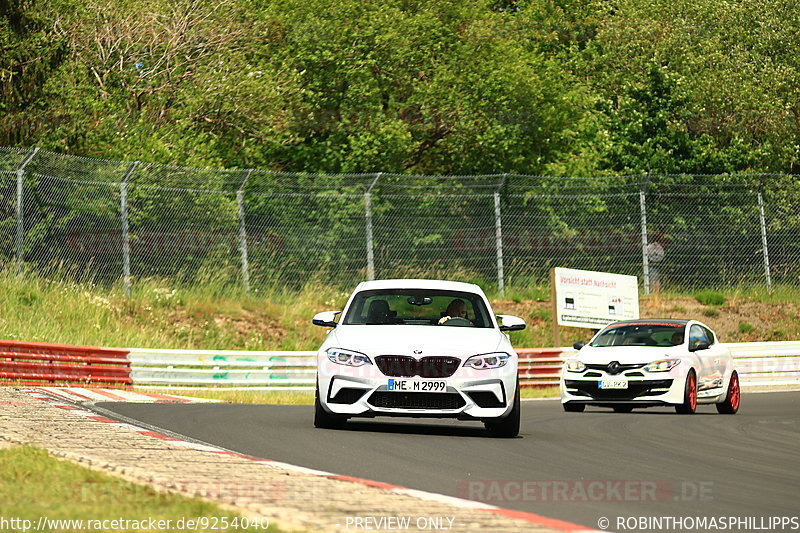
[2,0,798,174]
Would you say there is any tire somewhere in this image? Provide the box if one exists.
[675,370,697,414]
[563,402,585,412]
[613,404,634,413]
[485,380,520,438]
[314,381,347,429]
[716,371,740,414]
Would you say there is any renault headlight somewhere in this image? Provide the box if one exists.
[326,348,372,367]
[564,359,586,372]
[644,358,681,372]
[463,352,510,370]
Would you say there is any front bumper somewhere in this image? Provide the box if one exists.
[318,358,518,420]
[560,367,685,405]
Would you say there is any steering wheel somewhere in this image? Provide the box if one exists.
[441,316,472,327]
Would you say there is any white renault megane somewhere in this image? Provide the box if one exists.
[311,279,526,437]
[561,319,740,414]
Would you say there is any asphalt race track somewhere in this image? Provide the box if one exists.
[99,392,800,530]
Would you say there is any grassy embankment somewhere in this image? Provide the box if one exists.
[1,270,797,403]
[0,445,287,532]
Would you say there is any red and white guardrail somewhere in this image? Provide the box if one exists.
[0,339,132,388]
[1,340,798,390]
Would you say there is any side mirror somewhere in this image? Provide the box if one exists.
[497,314,526,332]
[312,311,340,328]
[689,339,710,352]
[573,340,586,350]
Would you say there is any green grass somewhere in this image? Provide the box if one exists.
[0,269,344,351]
[694,289,726,306]
[1,268,799,352]
[520,386,559,399]
[0,445,287,532]
[0,269,590,350]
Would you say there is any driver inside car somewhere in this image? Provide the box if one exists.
[438,299,473,326]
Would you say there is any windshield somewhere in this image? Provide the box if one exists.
[590,322,685,347]
[342,289,492,328]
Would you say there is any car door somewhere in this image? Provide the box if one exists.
[701,325,727,394]
[688,324,716,393]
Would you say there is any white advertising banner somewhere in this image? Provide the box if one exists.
[553,267,639,329]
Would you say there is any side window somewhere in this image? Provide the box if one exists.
[703,327,715,345]
[689,325,709,346]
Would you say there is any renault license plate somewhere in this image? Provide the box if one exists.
[599,379,628,389]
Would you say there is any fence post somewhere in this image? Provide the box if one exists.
[757,180,772,292]
[640,173,651,295]
[494,174,507,296]
[120,161,138,297]
[365,173,381,281]
[238,169,254,292]
[15,147,39,274]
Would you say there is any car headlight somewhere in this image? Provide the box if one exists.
[463,352,510,370]
[326,348,372,367]
[644,358,681,372]
[564,359,586,372]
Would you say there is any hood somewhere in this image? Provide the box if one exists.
[574,345,683,365]
[328,325,506,359]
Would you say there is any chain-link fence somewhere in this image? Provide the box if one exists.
[1,146,798,294]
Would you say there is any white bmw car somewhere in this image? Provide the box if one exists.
[561,319,740,414]
[311,279,526,437]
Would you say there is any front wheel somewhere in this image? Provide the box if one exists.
[485,380,520,438]
[716,371,740,414]
[675,370,697,414]
[314,382,347,429]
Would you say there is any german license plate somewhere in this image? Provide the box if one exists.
[599,379,628,389]
[387,379,447,393]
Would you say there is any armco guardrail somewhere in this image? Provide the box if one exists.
[724,341,800,386]
[127,348,316,390]
[121,342,800,390]
[1,340,798,390]
[517,348,564,388]
[0,340,132,387]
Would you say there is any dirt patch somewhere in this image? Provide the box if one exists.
[494,295,799,347]
[641,297,799,342]
[113,293,798,351]
[211,309,287,346]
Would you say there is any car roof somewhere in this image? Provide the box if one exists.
[354,279,484,294]
[606,318,689,326]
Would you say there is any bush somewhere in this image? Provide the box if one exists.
[695,290,726,306]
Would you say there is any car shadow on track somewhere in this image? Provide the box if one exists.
[335,420,517,438]
[580,409,720,416]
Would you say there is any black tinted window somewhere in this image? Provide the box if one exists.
[343,289,492,328]
[591,322,685,347]
[702,327,715,345]
[689,325,710,345]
